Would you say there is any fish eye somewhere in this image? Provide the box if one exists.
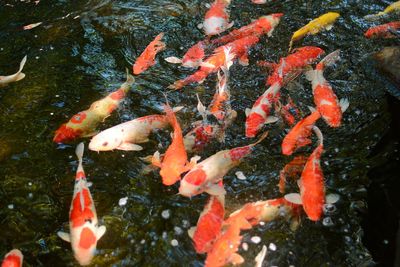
[102,142,108,146]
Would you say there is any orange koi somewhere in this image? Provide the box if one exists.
[188,191,225,254]
[53,70,134,143]
[281,108,321,156]
[169,35,259,90]
[133,32,166,75]
[152,100,197,186]
[179,132,268,197]
[365,21,400,39]
[305,50,349,127]
[211,13,283,45]
[279,155,308,193]
[201,0,233,36]
[1,249,23,267]
[266,46,325,86]
[57,143,106,266]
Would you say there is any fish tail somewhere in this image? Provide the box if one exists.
[317,49,340,70]
[163,94,180,134]
[75,142,85,172]
[251,131,269,146]
[14,55,27,81]
[312,126,323,145]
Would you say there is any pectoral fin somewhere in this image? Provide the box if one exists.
[116,143,143,151]
[57,231,71,242]
[325,193,340,204]
[96,225,107,240]
[205,183,226,196]
[230,253,245,265]
[245,108,251,117]
[284,193,302,205]
[164,57,182,64]
[265,116,279,124]
[187,226,196,239]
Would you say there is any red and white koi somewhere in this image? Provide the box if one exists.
[152,100,197,186]
[266,46,325,86]
[211,13,283,45]
[184,122,223,153]
[53,70,135,143]
[200,0,233,36]
[165,41,207,68]
[305,50,349,127]
[0,55,27,87]
[188,191,225,254]
[179,132,268,197]
[133,32,166,75]
[364,21,400,39]
[169,35,259,90]
[1,249,23,267]
[281,108,321,156]
[245,82,281,138]
[57,143,106,266]
[88,107,182,152]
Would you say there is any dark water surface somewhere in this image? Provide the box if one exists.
[0,0,398,266]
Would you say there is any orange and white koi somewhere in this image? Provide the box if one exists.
[279,155,307,193]
[281,108,321,156]
[266,46,325,86]
[169,35,259,90]
[0,55,27,87]
[133,32,166,75]
[179,132,268,197]
[245,82,281,138]
[165,41,207,68]
[57,143,106,266]
[53,70,135,143]
[188,191,225,254]
[152,100,197,186]
[364,21,400,39]
[211,13,283,45]
[200,0,233,36]
[1,249,23,267]
[88,107,182,152]
[305,50,349,127]
[275,97,301,126]
[206,198,300,267]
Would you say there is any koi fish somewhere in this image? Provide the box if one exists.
[305,50,349,127]
[206,198,300,267]
[57,143,106,266]
[53,70,135,143]
[184,122,223,153]
[152,100,197,186]
[211,13,283,45]
[133,32,166,75]
[266,46,325,86]
[275,97,301,126]
[188,192,225,254]
[364,21,400,38]
[279,155,308,193]
[288,12,340,52]
[179,131,268,197]
[251,0,266,4]
[0,56,27,87]
[281,108,321,156]
[88,107,182,152]
[364,1,400,21]
[23,22,42,30]
[169,35,259,90]
[200,0,233,36]
[1,249,23,267]
[245,83,281,138]
[165,41,207,68]
[283,127,342,221]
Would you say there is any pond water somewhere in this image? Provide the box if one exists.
[0,0,398,266]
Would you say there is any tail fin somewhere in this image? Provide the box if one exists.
[163,94,180,134]
[312,126,323,145]
[75,142,85,172]
[196,93,208,119]
[124,68,135,86]
[251,131,269,146]
[339,98,349,113]
[317,50,340,70]
[15,55,27,81]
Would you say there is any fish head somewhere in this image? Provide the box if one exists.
[204,17,228,36]
[364,28,376,38]
[179,168,208,197]
[53,124,82,143]
[260,13,283,29]
[71,226,98,266]
[291,46,325,60]
[88,130,122,151]
[2,249,23,267]
[245,112,265,138]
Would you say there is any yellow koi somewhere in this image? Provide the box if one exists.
[364,1,400,21]
[289,12,340,52]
